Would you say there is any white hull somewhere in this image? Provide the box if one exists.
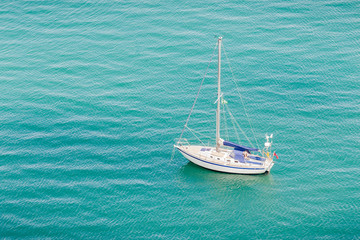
[176,145,274,175]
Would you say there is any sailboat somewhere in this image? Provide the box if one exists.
[174,37,276,174]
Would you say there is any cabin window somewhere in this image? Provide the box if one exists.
[235,161,239,163]
[217,158,220,160]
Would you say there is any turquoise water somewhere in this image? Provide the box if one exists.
[1,0,360,238]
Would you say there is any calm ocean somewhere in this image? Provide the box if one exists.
[1,0,359,239]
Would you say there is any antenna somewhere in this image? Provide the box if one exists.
[264,134,272,148]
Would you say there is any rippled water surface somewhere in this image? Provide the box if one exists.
[1,0,359,239]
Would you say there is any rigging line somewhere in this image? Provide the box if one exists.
[186,126,206,146]
[170,145,176,162]
[224,103,241,143]
[186,126,213,140]
[222,44,260,149]
[225,103,255,148]
[226,103,254,147]
[222,97,230,141]
[178,42,218,142]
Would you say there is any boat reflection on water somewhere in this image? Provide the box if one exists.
[177,161,275,188]
[175,162,278,211]
[173,160,281,232]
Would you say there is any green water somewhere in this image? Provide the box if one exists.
[1,0,359,239]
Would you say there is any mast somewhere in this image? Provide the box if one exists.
[216,37,222,152]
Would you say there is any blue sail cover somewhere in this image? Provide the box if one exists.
[223,140,259,152]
